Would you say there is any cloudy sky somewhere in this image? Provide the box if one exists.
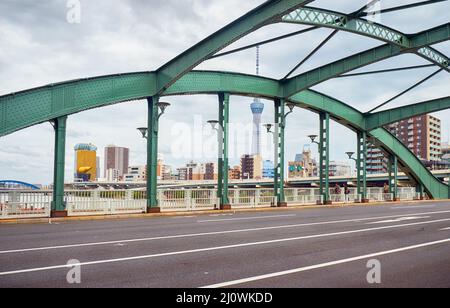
[0,0,449,184]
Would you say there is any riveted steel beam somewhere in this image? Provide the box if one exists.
[282,7,410,47]
[365,96,450,131]
[283,23,450,98]
[0,71,448,199]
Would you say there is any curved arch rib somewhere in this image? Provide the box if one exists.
[1,70,448,198]
[154,0,313,94]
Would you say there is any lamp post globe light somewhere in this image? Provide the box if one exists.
[137,102,172,139]
[346,152,356,161]
[308,134,319,145]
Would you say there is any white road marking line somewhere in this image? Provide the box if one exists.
[367,216,430,225]
[197,214,297,223]
[441,227,450,231]
[2,210,450,255]
[201,238,450,288]
[392,205,436,209]
[1,218,450,277]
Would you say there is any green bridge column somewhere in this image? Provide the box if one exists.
[393,156,399,201]
[147,96,160,213]
[274,99,287,207]
[357,132,369,203]
[218,93,231,210]
[319,112,331,205]
[416,184,425,200]
[51,116,68,217]
[388,157,394,197]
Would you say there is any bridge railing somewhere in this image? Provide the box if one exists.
[0,186,424,219]
[0,190,51,219]
[65,190,147,216]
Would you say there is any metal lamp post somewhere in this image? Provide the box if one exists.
[207,119,228,210]
[137,100,171,213]
[309,134,328,205]
[346,151,367,203]
[264,101,295,208]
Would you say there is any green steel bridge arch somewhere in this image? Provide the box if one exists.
[1,0,449,214]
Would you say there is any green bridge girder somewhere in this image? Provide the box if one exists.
[283,23,450,98]
[365,96,450,131]
[1,71,448,198]
[1,0,449,204]
[281,7,450,71]
[155,0,313,94]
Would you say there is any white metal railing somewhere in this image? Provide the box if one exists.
[0,190,51,219]
[229,188,275,209]
[159,189,218,212]
[397,187,417,201]
[0,186,425,219]
[66,190,146,216]
[285,188,323,205]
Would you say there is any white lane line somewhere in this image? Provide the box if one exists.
[1,218,450,277]
[367,216,430,225]
[2,210,450,255]
[441,227,450,231]
[197,214,297,223]
[391,205,436,210]
[201,238,450,288]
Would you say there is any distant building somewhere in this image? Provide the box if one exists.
[106,168,120,182]
[177,168,189,181]
[263,160,274,179]
[241,154,263,180]
[329,161,352,177]
[288,161,305,178]
[104,145,129,180]
[229,166,242,180]
[289,148,317,178]
[186,161,205,181]
[367,115,443,173]
[74,143,98,182]
[442,143,450,164]
[157,153,164,180]
[96,157,100,181]
[162,165,173,181]
[124,166,146,182]
[204,163,218,181]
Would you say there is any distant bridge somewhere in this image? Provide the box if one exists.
[0,181,41,190]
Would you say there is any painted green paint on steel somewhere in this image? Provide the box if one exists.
[291,90,365,130]
[155,0,313,93]
[365,96,450,131]
[283,7,410,47]
[369,128,448,199]
[0,71,448,198]
[0,73,157,137]
[164,71,283,98]
[283,23,450,98]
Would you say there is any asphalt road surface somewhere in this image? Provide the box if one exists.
[1,202,450,288]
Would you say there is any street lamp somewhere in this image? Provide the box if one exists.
[207,120,220,131]
[308,135,319,145]
[346,151,357,162]
[264,124,274,134]
[137,102,171,139]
